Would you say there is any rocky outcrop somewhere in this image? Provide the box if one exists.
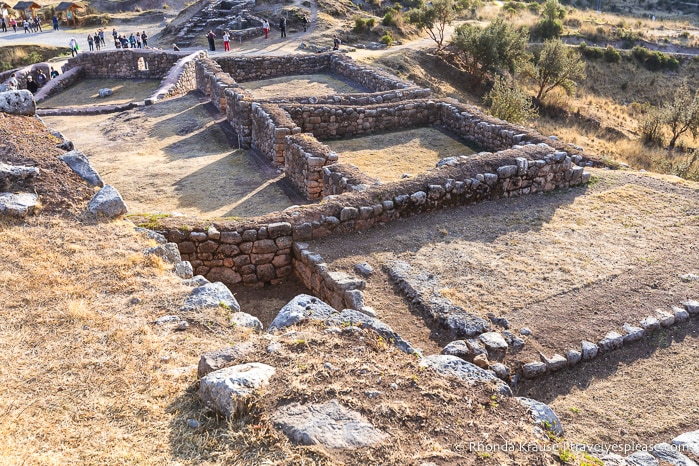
[58,150,104,187]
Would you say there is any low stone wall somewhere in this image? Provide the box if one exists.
[161,144,590,287]
[282,100,438,139]
[195,56,238,112]
[250,103,301,164]
[215,54,333,82]
[322,163,380,197]
[285,134,339,200]
[62,49,190,79]
[329,53,414,92]
[148,51,206,103]
[34,66,84,103]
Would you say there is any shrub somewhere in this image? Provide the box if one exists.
[603,45,621,63]
[639,105,665,146]
[527,1,541,14]
[485,76,538,124]
[631,46,679,71]
[531,18,563,40]
[564,17,581,28]
[354,17,372,32]
[579,42,604,60]
[380,32,394,45]
[383,10,397,26]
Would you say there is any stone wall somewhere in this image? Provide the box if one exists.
[250,103,301,164]
[62,49,190,79]
[215,54,333,82]
[148,51,207,103]
[322,163,380,197]
[162,144,590,288]
[284,134,339,200]
[282,100,438,139]
[195,56,237,112]
[34,66,84,103]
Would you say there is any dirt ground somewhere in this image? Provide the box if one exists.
[240,73,363,98]
[38,79,161,107]
[325,127,478,182]
[42,93,295,218]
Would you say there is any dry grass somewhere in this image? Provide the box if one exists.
[324,127,477,182]
[239,74,363,99]
[38,79,162,108]
[42,94,294,218]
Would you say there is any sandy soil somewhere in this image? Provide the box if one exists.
[42,93,295,218]
[239,73,363,98]
[325,127,478,182]
[38,78,161,107]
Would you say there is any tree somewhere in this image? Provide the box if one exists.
[532,38,586,100]
[485,76,538,124]
[451,17,530,83]
[664,81,699,149]
[531,0,564,40]
[408,0,456,50]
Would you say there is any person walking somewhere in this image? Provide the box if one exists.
[206,30,216,51]
[36,70,47,86]
[332,34,341,51]
[10,18,16,32]
[1,17,6,33]
[301,15,308,32]
[69,37,78,56]
[87,34,94,51]
[34,16,41,32]
[279,17,286,38]
[223,30,230,51]
[129,33,136,48]
[23,18,29,33]
[52,14,58,31]
[262,19,269,39]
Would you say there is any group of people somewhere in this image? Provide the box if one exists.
[0,16,42,33]
[112,29,148,49]
[5,67,60,94]
[200,14,311,53]
[261,15,308,40]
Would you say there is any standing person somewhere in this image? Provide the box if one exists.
[36,70,47,86]
[301,15,308,32]
[262,19,269,39]
[1,17,6,33]
[222,30,230,51]
[332,34,341,51]
[206,30,216,51]
[34,16,41,32]
[50,67,59,79]
[279,17,286,38]
[10,18,16,32]
[52,14,58,31]
[23,18,29,33]
[69,37,78,56]
[87,34,94,51]
[25,75,38,94]
[112,27,118,45]
[7,73,18,90]
[129,33,135,48]
[136,31,142,48]
[94,31,101,50]
[119,35,128,49]
[141,30,147,47]
[99,29,105,46]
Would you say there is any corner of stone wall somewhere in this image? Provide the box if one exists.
[322,163,380,197]
[285,133,338,200]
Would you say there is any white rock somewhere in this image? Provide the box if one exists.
[200,363,276,418]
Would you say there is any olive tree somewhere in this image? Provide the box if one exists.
[533,38,586,100]
[664,80,699,149]
[408,0,456,50]
[485,76,538,124]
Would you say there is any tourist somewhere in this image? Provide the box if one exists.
[1,17,6,33]
[7,73,18,90]
[26,75,38,94]
[87,34,94,51]
[52,14,58,31]
[112,27,118,45]
[10,18,16,32]
[69,37,78,56]
[119,35,128,48]
[136,32,142,48]
[49,67,59,79]
[34,16,41,32]
[23,18,29,33]
[279,17,286,38]
[332,35,341,51]
[301,15,308,32]
[206,30,216,51]
[262,19,269,39]
[141,31,148,47]
[37,70,47,86]
[223,30,230,51]
[99,29,105,46]
[94,31,101,50]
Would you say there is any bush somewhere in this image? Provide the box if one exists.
[380,32,394,45]
[639,106,665,146]
[383,10,396,26]
[603,45,621,63]
[527,1,541,14]
[631,46,679,71]
[485,76,538,124]
[564,17,581,28]
[354,17,375,32]
[531,18,562,40]
[579,42,604,60]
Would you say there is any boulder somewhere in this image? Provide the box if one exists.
[0,192,38,218]
[502,330,525,353]
[673,430,699,457]
[656,310,676,328]
[145,242,182,264]
[0,89,36,115]
[441,339,486,362]
[0,162,39,190]
[326,309,419,355]
[479,332,508,361]
[673,306,690,323]
[230,311,263,331]
[640,316,661,331]
[522,361,547,379]
[58,150,104,187]
[622,323,644,343]
[268,294,337,332]
[420,354,512,396]
[598,331,624,352]
[88,185,127,218]
[175,260,194,279]
[626,451,659,466]
[540,352,567,372]
[199,363,275,418]
[565,349,582,366]
[197,342,254,378]
[181,282,240,312]
[581,341,599,360]
[273,399,388,449]
[98,88,113,98]
[682,300,699,315]
[354,262,374,277]
[134,226,167,244]
[182,275,210,287]
[517,397,564,437]
[651,443,698,466]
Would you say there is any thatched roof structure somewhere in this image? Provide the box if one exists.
[55,1,83,11]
